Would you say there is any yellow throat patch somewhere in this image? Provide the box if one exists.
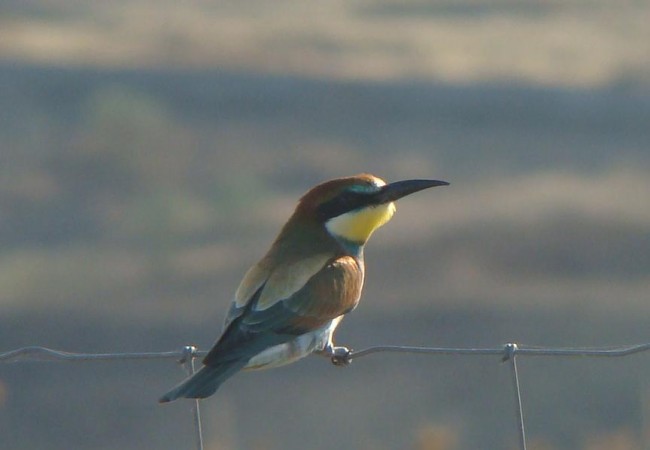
[325,202,396,244]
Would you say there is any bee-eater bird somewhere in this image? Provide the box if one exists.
[159,174,448,402]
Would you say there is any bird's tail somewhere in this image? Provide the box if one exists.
[159,360,247,403]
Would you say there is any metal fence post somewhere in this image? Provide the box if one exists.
[503,343,527,450]
[181,345,204,450]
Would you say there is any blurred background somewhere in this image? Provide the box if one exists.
[1,1,649,449]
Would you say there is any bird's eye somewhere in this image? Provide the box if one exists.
[337,191,355,208]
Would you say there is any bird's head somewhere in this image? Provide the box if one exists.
[292,173,449,245]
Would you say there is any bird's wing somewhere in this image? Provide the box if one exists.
[222,253,332,329]
[221,263,269,330]
[245,255,363,332]
[204,255,363,365]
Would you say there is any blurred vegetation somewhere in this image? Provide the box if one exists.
[1,1,650,449]
[1,63,649,450]
[2,0,650,87]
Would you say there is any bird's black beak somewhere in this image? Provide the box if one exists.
[377,179,449,203]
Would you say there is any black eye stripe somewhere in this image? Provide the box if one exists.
[318,191,373,220]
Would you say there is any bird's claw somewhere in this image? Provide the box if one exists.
[315,344,352,366]
[330,346,352,366]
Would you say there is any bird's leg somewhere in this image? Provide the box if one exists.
[316,342,352,366]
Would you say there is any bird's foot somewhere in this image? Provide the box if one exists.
[316,344,352,366]
[330,346,352,366]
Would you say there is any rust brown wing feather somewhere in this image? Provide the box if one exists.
[244,255,363,333]
[282,256,362,324]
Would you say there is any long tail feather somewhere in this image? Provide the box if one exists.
[159,360,247,403]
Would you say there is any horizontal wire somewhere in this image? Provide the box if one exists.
[0,346,207,363]
[3,342,650,363]
[349,342,650,360]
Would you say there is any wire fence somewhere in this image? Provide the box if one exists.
[4,341,650,450]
